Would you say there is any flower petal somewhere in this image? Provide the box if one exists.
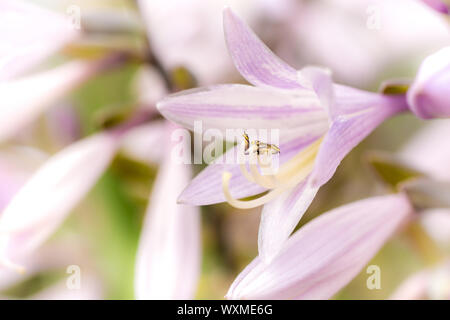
[178,136,321,206]
[135,125,200,300]
[399,119,450,180]
[0,132,119,263]
[421,0,449,14]
[420,209,450,245]
[0,0,78,81]
[407,46,450,119]
[310,90,408,187]
[227,194,413,300]
[0,60,101,143]
[258,181,319,263]
[157,84,328,142]
[120,121,166,164]
[223,8,302,90]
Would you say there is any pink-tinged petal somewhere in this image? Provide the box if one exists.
[0,133,119,264]
[178,136,321,206]
[407,46,450,119]
[120,121,166,164]
[227,194,413,300]
[390,270,430,300]
[0,0,78,81]
[258,181,319,262]
[223,8,302,90]
[421,0,449,14]
[298,66,334,119]
[157,84,328,141]
[135,125,200,300]
[420,209,450,245]
[310,91,408,187]
[399,120,450,180]
[390,261,450,300]
[0,146,46,211]
[0,60,101,143]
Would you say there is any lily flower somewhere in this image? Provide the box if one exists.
[408,46,450,119]
[226,194,413,300]
[157,8,409,261]
[134,123,201,300]
[0,131,121,272]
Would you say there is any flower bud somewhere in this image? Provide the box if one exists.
[408,46,450,119]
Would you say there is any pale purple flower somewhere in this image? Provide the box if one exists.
[0,0,78,81]
[0,132,120,272]
[157,8,409,262]
[408,46,450,119]
[421,0,449,14]
[227,194,413,300]
[134,123,200,300]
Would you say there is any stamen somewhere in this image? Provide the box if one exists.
[222,137,322,209]
[248,154,278,189]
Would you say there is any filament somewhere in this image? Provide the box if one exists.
[222,137,323,209]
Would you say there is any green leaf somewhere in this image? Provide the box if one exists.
[365,151,423,190]
[379,79,411,95]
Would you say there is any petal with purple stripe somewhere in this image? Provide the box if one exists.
[310,92,408,187]
[178,136,321,206]
[157,84,328,141]
[223,8,302,90]
[227,194,413,300]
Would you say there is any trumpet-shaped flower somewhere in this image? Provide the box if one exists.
[157,8,409,261]
[227,194,413,300]
[0,132,120,272]
[408,46,450,119]
[134,124,200,300]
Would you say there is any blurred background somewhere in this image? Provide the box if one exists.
[1,0,449,299]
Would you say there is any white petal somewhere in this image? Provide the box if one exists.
[134,125,201,300]
[0,133,119,262]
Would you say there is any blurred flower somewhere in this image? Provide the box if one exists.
[400,120,450,245]
[134,123,201,300]
[421,0,449,14]
[0,146,47,210]
[0,132,120,271]
[407,46,450,119]
[275,0,450,87]
[227,194,412,300]
[158,8,409,262]
[420,209,450,245]
[390,260,450,299]
[0,0,78,81]
[0,59,109,143]
[137,0,265,85]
